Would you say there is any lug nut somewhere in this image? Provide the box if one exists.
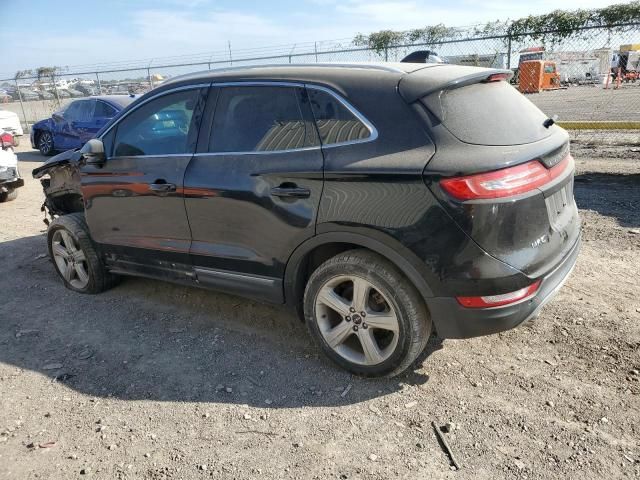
[353,325,359,332]
[362,323,368,329]
[360,311,366,317]
[349,307,356,313]
[345,316,351,322]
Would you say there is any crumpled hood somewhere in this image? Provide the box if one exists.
[32,148,79,178]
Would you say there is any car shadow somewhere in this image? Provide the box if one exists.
[574,172,640,228]
[0,234,443,408]
[16,149,46,163]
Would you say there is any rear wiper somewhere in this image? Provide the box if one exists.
[543,115,558,129]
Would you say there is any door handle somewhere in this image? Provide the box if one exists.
[149,181,176,193]
[270,185,311,198]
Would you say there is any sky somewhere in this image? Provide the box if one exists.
[0,0,629,78]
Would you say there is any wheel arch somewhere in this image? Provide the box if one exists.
[34,126,53,145]
[284,229,435,319]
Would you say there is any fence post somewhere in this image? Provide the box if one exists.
[95,72,102,94]
[51,73,61,107]
[315,42,318,63]
[506,34,512,69]
[228,41,233,66]
[147,67,153,90]
[384,47,389,62]
[14,79,30,132]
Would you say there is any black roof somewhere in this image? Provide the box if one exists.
[163,62,436,87]
[159,62,503,102]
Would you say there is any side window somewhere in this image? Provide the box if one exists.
[101,128,115,158]
[209,86,308,153]
[112,89,202,157]
[94,101,117,118]
[307,89,371,145]
[76,100,95,122]
[63,101,81,121]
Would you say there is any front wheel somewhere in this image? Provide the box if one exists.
[304,249,431,377]
[47,213,119,293]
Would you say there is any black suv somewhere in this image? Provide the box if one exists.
[33,63,580,377]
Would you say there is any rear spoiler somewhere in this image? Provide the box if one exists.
[398,65,514,103]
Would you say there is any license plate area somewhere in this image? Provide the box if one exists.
[545,178,574,231]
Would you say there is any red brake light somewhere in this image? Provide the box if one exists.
[456,280,541,308]
[0,132,14,148]
[485,73,510,82]
[440,154,572,201]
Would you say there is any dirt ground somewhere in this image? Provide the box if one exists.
[0,142,639,480]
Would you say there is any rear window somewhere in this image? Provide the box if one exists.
[421,81,552,146]
[307,89,371,145]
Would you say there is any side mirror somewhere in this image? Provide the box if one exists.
[81,139,106,167]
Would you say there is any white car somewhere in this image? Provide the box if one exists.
[0,132,22,202]
[0,109,24,146]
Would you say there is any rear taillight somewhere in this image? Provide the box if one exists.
[0,132,14,149]
[485,73,511,82]
[456,280,541,308]
[440,155,572,201]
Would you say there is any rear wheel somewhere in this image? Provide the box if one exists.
[38,131,54,156]
[304,249,431,377]
[47,213,119,293]
[0,189,18,202]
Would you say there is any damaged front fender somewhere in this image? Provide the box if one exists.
[32,149,85,220]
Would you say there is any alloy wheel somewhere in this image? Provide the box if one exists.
[314,275,399,366]
[39,132,53,154]
[51,229,90,289]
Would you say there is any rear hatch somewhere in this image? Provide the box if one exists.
[400,66,580,278]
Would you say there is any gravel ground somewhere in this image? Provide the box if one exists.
[528,84,640,122]
[0,143,639,480]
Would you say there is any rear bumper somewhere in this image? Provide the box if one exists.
[0,177,24,192]
[428,236,581,339]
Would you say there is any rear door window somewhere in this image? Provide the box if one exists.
[421,81,552,146]
[94,101,117,118]
[209,86,312,153]
[307,88,371,145]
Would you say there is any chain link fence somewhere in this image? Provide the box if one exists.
[2,23,640,144]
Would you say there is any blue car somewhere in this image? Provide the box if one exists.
[31,96,135,156]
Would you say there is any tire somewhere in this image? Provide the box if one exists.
[0,189,18,202]
[47,213,119,294]
[304,249,431,377]
[38,130,55,156]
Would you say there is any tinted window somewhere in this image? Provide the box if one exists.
[209,86,308,153]
[75,100,95,121]
[421,81,552,146]
[63,101,81,121]
[307,89,370,145]
[94,101,117,118]
[113,89,202,157]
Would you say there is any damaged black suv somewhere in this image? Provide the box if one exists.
[33,63,580,377]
